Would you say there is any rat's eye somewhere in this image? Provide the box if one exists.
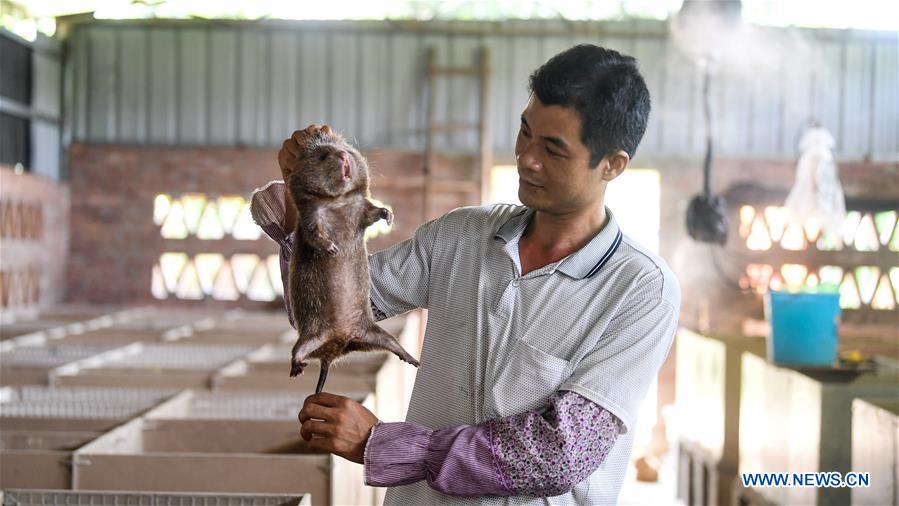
[318,153,328,161]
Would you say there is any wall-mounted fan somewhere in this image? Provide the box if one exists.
[686,61,729,245]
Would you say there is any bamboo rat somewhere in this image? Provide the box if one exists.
[285,130,419,394]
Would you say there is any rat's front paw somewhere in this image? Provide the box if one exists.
[380,208,394,226]
[325,243,340,256]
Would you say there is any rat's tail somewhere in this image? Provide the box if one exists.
[315,360,330,394]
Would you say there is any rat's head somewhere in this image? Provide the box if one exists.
[287,131,369,199]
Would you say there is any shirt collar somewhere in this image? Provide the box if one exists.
[493,207,533,243]
[493,206,623,279]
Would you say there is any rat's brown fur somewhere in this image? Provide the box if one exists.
[285,130,419,393]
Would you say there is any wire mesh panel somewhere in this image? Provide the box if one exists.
[0,344,117,366]
[0,321,69,340]
[47,344,257,390]
[0,307,155,352]
[0,490,308,506]
[185,391,305,421]
[0,403,156,419]
[109,309,226,333]
[181,331,285,345]
[218,309,293,332]
[1,386,176,419]
[16,386,177,404]
[35,307,117,321]
[104,345,255,370]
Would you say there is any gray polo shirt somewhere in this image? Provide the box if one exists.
[369,203,680,505]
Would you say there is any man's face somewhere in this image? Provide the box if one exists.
[514,96,606,214]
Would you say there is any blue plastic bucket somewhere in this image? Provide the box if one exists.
[764,291,841,366]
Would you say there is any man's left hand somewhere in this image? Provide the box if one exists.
[298,392,379,464]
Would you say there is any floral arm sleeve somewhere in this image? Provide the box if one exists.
[364,390,622,497]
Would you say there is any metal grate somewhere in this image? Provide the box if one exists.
[0,344,117,366]
[113,309,225,333]
[0,490,307,506]
[0,402,158,419]
[1,386,175,419]
[16,386,176,403]
[0,306,156,353]
[187,391,304,420]
[220,309,293,330]
[105,344,254,370]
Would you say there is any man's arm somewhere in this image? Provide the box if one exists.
[250,180,292,245]
[250,180,296,327]
[300,390,621,498]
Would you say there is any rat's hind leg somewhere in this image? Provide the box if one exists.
[290,334,328,377]
[346,325,420,367]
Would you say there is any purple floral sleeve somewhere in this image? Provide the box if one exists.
[489,391,622,496]
[364,390,622,497]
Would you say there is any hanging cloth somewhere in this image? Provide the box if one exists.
[784,127,846,238]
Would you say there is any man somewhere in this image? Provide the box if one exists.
[251,44,679,505]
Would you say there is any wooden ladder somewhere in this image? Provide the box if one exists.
[422,46,492,222]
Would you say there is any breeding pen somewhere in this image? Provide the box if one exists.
[0,344,122,385]
[0,386,177,489]
[70,390,376,506]
[49,343,257,389]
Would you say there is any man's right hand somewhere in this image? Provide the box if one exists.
[278,124,334,181]
[278,124,333,234]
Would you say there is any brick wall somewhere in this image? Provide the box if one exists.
[0,166,70,319]
[66,144,478,306]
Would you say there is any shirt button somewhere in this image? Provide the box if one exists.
[511,279,520,287]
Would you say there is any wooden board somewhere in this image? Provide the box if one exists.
[73,453,330,506]
[0,451,72,489]
[852,398,898,505]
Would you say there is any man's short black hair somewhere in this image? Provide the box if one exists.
[529,44,650,166]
